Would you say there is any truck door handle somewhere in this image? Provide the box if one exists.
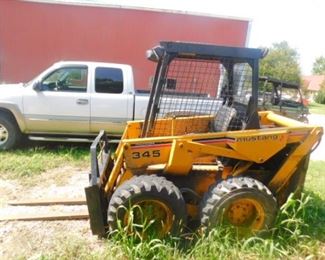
[76,99,89,105]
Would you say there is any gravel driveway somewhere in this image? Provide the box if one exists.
[309,114,325,161]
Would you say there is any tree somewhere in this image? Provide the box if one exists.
[311,56,325,104]
[312,56,325,75]
[314,79,325,104]
[259,41,301,84]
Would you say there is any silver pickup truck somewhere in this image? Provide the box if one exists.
[0,61,149,150]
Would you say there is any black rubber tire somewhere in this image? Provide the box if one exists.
[0,113,21,150]
[107,175,186,237]
[200,177,278,234]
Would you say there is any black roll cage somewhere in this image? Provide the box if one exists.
[142,41,265,137]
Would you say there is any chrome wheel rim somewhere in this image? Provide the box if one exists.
[0,123,9,145]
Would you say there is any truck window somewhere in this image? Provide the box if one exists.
[42,67,88,92]
[95,67,123,94]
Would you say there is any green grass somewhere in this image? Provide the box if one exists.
[0,144,89,180]
[308,102,325,115]
[39,160,325,260]
[41,192,325,259]
[305,160,325,199]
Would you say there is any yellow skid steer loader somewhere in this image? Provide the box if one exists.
[85,42,323,237]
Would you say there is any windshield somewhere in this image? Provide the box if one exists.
[23,64,60,87]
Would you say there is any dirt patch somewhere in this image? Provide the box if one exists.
[0,166,105,259]
[0,179,20,207]
[0,221,97,259]
[0,166,82,203]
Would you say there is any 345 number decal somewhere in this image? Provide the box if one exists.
[132,150,160,159]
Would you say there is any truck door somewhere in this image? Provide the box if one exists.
[23,66,90,133]
[90,67,133,134]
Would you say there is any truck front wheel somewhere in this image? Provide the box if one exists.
[0,114,21,150]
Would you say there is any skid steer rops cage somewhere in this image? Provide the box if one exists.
[142,42,262,137]
[85,42,323,238]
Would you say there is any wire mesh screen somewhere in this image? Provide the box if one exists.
[146,57,253,137]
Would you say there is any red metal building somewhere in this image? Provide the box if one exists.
[0,0,250,89]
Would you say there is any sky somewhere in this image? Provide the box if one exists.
[49,0,325,75]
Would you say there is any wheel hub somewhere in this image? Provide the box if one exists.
[0,123,9,145]
[124,199,173,237]
[226,198,265,230]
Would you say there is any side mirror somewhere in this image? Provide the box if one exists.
[33,81,43,91]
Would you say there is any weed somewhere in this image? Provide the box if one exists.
[38,235,122,260]
[104,192,325,260]
[305,160,325,199]
[0,145,89,180]
[35,190,325,260]
[109,204,182,260]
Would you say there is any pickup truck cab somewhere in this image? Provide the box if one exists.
[0,61,149,150]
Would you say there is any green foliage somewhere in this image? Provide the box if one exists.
[312,56,325,75]
[315,89,325,104]
[305,160,325,199]
[260,41,301,84]
[0,145,89,180]
[314,80,325,104]
[39,236,123,260]
[39,191,325,260]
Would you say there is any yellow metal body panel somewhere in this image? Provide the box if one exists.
[103,111,323,200]
[165,140,193,174]
[148,116,212,137]
[227,130,288,163]
[269,127,323,192]
[124,142,171,169]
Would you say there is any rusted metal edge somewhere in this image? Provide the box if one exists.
[8,198,87,206]
[0,211,89,221]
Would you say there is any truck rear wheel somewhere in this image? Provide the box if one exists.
[107,175,186,238]
[200,177,277,235]
[0,113,21,150]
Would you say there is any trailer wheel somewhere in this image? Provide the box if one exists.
[0,113,21,150]
[107,175,186,238]
[200,177,277,235]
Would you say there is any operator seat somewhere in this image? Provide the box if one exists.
[212,105,237,132]
[243,96,260,130]
[212,96,260,132]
